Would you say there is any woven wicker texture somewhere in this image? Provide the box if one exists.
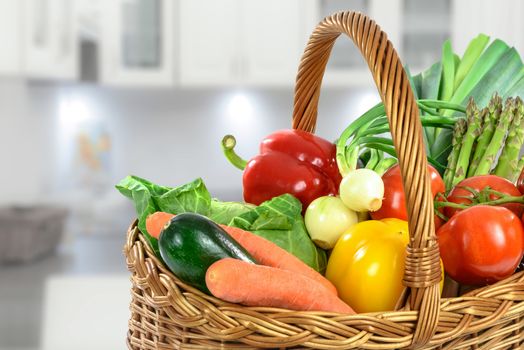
[125,11,524,350]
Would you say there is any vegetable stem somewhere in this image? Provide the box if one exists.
[336,99,465,176]
[468,94,502,176]
[221,135,248,170]
[443,118,467,190]
[435,193,524,210]
[474,98,515,175]
[451,99,481,187]
[374,158,397,176]
[454,34,490,90]
[494,97,524,181]
[365,149,380,169]
[440,40,456,104]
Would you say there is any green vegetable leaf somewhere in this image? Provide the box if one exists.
[504,74,524,99]
[157,178,211,216]
[440,40,456,102]
[117,177,326,272]
[228,194,327,273]
[444,39,510,116]
[115,175,171,256]
[421,61,442,100]
[209,200,255,224]
[454,33,490,90]
[464,47,523,107]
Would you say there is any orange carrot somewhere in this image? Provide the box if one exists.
[145,212,337,295]
[146,212,175,238]
[206,258,354,314]
[220,225,338,296]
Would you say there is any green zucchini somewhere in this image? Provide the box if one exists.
[159,212,256,294]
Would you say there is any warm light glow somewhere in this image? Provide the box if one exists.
[59,98,91,126]
[228,93,253,121]
[356,91,380,116]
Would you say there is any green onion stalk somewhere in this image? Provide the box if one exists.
[336,100,466,177]
[364,149,381,170]
[494,97,524,181]
[474,98,516,176]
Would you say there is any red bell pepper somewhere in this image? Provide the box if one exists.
[222,129,342,209]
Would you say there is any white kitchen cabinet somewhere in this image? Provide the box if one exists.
[179,0,312,86]
[100,0,175,86]
[241,0,309,85]
[0,0,23,76]
[402,0,451,72]
[452,0,524,55]
[23,0,78,80]
[305,0,402,87]
[179,0,237,86]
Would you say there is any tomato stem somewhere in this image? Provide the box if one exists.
[434,193,524,210]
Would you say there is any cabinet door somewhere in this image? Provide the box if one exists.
[0,0,23,75]
[101,0,174,86]
[179,0,238,86]
[308,0,402,86]
[241,0,309,86]
[452,0,524,55]
[401,0,450,71]
[24,0,77,80]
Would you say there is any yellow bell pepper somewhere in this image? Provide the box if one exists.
[326,218,443,313]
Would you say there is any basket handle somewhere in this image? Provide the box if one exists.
[292,12,441,348]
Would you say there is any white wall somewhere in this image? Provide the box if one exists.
[0,80,379,206]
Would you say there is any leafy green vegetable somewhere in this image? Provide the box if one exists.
[420,62,442,100]
[406,36,524,174]
[156,178,211,215]
[464,48,523,107]
[443,39,510,116]
[454,34,490,90]
[116,176,326,272]
[209,200,254,224]
[504,74,524,98]
[228,194,327,273]
[440,40,456,103]
[116,175,171,255]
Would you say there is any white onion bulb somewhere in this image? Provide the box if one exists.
[305,196,358,249]
[339,169,384,212]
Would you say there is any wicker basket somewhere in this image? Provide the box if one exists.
[124,11,524,349]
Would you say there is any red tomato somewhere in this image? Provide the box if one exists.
[437,205,524,285]
[371,164,445,221]
[518,168,524,194]
[445,175,523,218]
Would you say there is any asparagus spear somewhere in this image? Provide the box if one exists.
[444,118,467,190]
[451,99,482,187]
[468,94,503,176]
[518,157,524,176]
[475,98,516,175]
[494,97,524,181]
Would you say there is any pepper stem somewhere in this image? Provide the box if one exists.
[221,135,248,170]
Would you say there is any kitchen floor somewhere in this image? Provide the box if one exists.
[0,234,130,350]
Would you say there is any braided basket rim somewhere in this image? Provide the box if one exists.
[125,220,524,349]
[124,10,524,349]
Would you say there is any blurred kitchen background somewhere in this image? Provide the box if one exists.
[1,0,523,349]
